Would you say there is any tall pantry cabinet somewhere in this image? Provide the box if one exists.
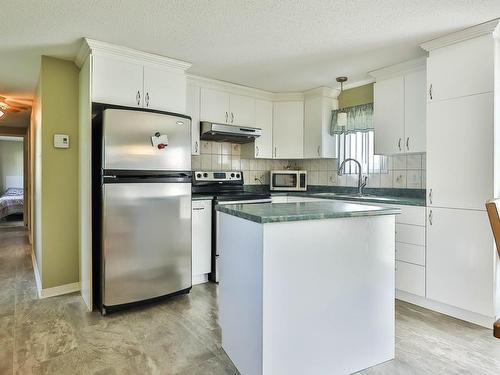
[421,20,500,327]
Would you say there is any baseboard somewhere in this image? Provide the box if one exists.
[40,282,81,298]
[396,290,494,329]
[192,273,209,285]
[30,249,43,298]
[30,249,81,299]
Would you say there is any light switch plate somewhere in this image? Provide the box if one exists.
[54,134,69,149]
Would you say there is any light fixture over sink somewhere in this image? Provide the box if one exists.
[336,76,348,128]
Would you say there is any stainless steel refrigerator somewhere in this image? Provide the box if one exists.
[95,108,192,314]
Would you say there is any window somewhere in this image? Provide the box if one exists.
[335,130,387,174]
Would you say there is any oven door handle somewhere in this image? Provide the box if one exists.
[216,199,272,205]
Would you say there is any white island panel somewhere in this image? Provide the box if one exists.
[218,212,396,375]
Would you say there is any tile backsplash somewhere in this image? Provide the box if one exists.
[191,141,426,189]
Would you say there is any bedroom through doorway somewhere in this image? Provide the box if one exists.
[0,135,24,229]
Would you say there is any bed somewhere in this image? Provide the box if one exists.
[0,176,24,219]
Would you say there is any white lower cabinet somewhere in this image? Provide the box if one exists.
[192,199,212,284]
[395,261,425,297]
[426,207,494,317]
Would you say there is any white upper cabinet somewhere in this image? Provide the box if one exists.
[273,101,304,159]
[200,88,230,124]
[404,69,426,153]
[91,51,189,114]
[426,93,493,210]
[427,35,494,102]
[186,84,201,155]
[303,90,337,158]
[229,94,255,126]
[372,59,427,156]
[200,88,256,126]
[92,54,144,107]
[241,99,273,158]
[143,65,186,113]
[373,76,405,155]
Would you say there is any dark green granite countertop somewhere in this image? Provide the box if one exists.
[216,201,401,224]
[271,192,425,206]
[192,194,214,201]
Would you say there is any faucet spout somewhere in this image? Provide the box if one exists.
[337,158,367,195]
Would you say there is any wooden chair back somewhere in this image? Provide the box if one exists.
[485,199,500,338]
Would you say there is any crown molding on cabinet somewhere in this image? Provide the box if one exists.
[186,73,274,100]
[304,86,340,99]
[75,38,192,71]
[420,18,500,52]
[368,56,426,81]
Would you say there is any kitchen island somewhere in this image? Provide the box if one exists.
[216,201,400,375]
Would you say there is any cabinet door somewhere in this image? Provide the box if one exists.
[200,88,230,124]
[427,35,494,102]
[92,54,143,107]
[229,94,255,126]
[427,93,493,210]
[426,207,494,317]
[273,101,304,159]
[192,200,212,277]
[254,99,273,158]
[395,261,425,297]
[143,65,186,113]
[304,96,322,158]
[186,85,201,155]
[404,69,426,153]
[373,76,405,155]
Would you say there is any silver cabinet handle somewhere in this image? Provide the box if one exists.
[194,141,199,153]
[256,145,259,156]
[274,147,277,158]
[429,84,433,100]
[231,112,234,123]
[406,137,409,151]
[225,112,228,123]
[136,91,141,106]
[145,92,149,107]
[317,145,321,156]
[429,188,433,205]
[398,138,401,151]
[428,210,433,225]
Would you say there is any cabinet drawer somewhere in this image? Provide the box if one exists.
[396,242,425,266]
[395,205,426,226]
[395,223,425,246]
[395,261,425,297]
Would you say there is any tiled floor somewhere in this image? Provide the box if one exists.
[1,227,500,374]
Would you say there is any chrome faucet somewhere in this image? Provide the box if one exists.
[338,158,368,196]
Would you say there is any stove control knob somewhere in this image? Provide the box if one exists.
[203,173,208,178]
[196,173,202,179]
[230,173,235,178]
[236,173,240,178]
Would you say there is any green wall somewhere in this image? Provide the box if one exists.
[338,83,373,108]
[0,139,23,193]
[32,56,80,289]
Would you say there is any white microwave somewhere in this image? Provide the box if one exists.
[270,170,307,191]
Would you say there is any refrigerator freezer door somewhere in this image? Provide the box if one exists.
[102,182,192,307]
[103,109,191,171]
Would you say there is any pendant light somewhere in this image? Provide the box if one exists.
[336,76,348,129]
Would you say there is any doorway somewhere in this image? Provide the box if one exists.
[0,135,25,229]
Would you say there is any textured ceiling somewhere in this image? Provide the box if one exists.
[1,0,499,102]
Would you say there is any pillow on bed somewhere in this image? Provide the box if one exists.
[4,188,23,196]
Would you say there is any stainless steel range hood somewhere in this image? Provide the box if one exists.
[200,122,262,144]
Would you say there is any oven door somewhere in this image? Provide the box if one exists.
[212,198,272,282]
[270,172,299,191]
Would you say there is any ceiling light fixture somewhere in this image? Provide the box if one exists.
[336,76,348,128]
[0,110,4,118]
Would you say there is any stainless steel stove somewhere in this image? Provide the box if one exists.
[192,171,271,281]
